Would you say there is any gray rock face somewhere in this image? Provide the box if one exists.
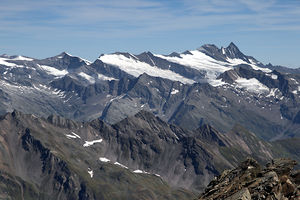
[0,111,197,200]
[198,42,254,63]
[0,110,290,197]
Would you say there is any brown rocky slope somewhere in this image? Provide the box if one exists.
[199,158,300,200]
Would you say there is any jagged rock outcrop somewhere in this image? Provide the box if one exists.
[199,158,300,200]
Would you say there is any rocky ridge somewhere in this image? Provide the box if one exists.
[199,158,300,200]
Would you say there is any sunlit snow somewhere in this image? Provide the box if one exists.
[38,64,68,77]
[226,58,271,73]
[78,72,95,84]
[97,73,117,81]
[87,168,93,178]
[171,88,179,95]
[83,139,103,147]
[271,74,278,79]
[133,169,150,174]
[235,78,269,94]
[99,54,194,84]
[266,88,279,98]
[156,50,231,75]
[99,157,110,162]
[114,162,128,169]
[10,56,34,61]
[65,132,81,139]
[156,50,271,87]
[0,58,24,68]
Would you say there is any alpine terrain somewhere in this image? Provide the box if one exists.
[0,42,299,199]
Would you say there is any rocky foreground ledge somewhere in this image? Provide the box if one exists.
[199,158,300,200]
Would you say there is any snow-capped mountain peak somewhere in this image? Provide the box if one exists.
[55,52,91,65]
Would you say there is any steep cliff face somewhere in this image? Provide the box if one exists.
[0,113,89,199]
[199,158,300,200]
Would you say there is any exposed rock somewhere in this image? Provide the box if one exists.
[199,158,299,200]
[225,188,251,200]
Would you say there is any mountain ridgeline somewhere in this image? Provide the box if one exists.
[0,110,299,199]
[0,43,300,199]
[1,43,300,140]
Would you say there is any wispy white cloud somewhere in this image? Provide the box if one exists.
[0,0,299,38]
[239,0,275,11]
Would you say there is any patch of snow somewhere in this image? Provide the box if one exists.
[99,54,194,84]
[298,86,300,91]
[133,170,150,174]
[71,132,81,138]
[97,73,117,81]
[65,134,77,139]
[156,50,231,83]
[171,88,179,95]
[249,58,257,64]
[209,78,227,87]
[10,56,34,61]
[62,52,91,64]
[235,78,269,94]
[292,90,298,94]
[290,78,299,84]
[51,89,61,95]
[38,64,68,77]
[114,162,128,169]
[99,157,110,162]
[266,88,278,98]
[80,58,92,65]
[65,131,81,139]
[129,53,139,60]
[83,139,103,147]
[154,174,161,177]
[0,58,24,68]
[226,57,271,73]
[250,65,272,73]
[87,168,93,178]
[221,48,225,54]
[271,74,278,79]
[172,132,179,140]
[57,91,66,98]
[78,72,95,84]
[3,71,8,75]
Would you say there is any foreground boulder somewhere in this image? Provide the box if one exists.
[199,158,300,200]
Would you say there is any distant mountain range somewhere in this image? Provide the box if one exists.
[0,43,300,199]
[1,42,300,140]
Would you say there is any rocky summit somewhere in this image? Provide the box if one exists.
[199,158,300,200]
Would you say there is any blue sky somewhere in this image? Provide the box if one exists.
[0,0,300,68]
